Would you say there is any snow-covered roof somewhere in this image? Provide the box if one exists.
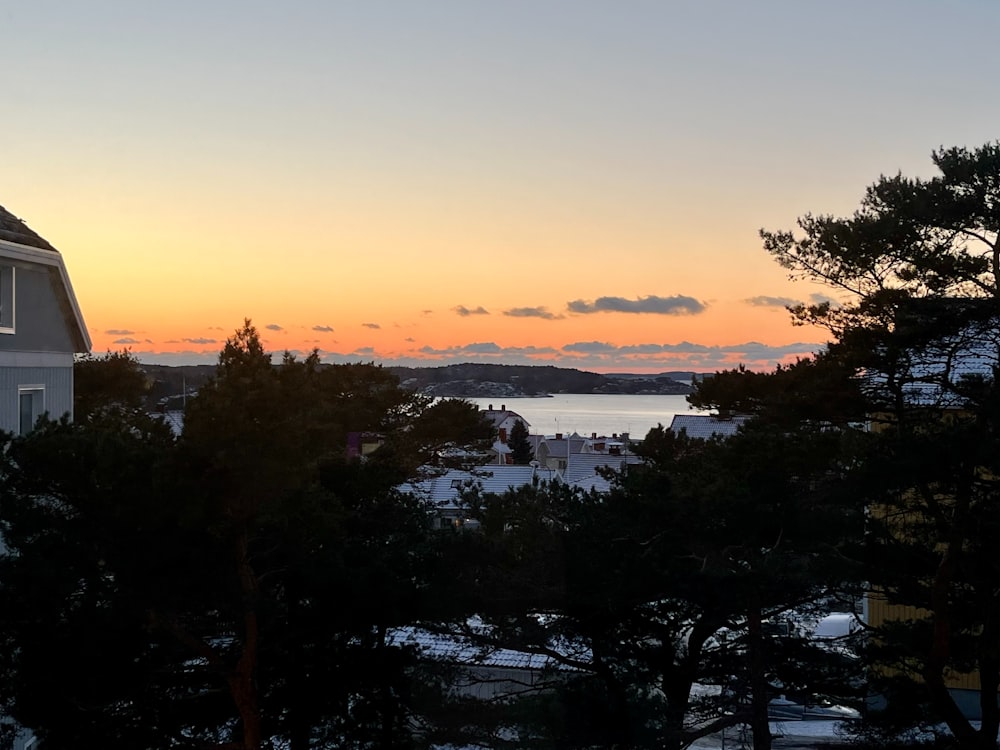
[561,452,643,490]
[862,316,1000,409]
[389,627,564,671]
[668,414,749,439]
[480,407,530,429]
[401,465,560,508]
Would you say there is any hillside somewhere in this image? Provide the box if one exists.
[387,363,695,397]
[142,362,695,408]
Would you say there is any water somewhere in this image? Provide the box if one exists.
[463,394,707,440]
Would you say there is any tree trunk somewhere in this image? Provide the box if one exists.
[746,603,771,750]
[229,526,262,750]
[923,489,981,750]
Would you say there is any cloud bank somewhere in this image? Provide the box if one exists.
[503,306,562,320]
[454,305,489,316]
[567,295,706,315]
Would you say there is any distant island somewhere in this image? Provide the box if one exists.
[142,362,697,408]
[388,363,696,397]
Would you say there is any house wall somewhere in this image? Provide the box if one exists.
[0,263,79,353]
[0,363,73,434]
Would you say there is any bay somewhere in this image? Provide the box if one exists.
[463,394,708,441]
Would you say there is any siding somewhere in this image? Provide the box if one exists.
[0,263,78,353]
[0,365,73,434]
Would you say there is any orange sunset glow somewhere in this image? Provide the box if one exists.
[6,2,999,372]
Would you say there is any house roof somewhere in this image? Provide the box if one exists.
[536,433,588,459]
[0,205,57,252]
[401,465,559,508]
[0,203,91,352]
[862,303,1000,409]
[668,414,749,439]
[480,408,530,429]
[389,623,586,672]
[561,452,643,487]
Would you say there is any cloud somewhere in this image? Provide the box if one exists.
[312,324,334,332]
[353,346,376,356]
[563,341,619,353]
[362,322,381,329]
[182,337,218,345]
[419,342,504,356]
[265,323,284,331]
[503,306,563,320]
[567,295,706,315]
[454,305,490,316]
[105,328,135,335]
[809,293,840,307]
[745,295,800,308]
[113,337,140,345]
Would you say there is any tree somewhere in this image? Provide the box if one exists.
[760,142,1000,749]
[508,418,533,465]
[0,320,492,750]
[73,349,150,420]
[450,422,858,750]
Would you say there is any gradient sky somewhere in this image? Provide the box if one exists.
[4,1,999,372]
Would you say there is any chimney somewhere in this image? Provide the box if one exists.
[592,432,597,439]
[556,433,562,440]
[488,404,493,410]
[501,404,506,411]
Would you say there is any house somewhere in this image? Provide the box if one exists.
[0,205,90,434]
[479,403,530,442]
[534,432,588,471]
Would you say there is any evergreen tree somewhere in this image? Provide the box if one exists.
[73,348,151,420]
[760,142,1000,749]
[508,418,533,465]
[0,320,490,750]
[451,422,859,750]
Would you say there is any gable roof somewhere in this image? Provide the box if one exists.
[562,452,644,493]
[0,203,91,352]
[0,205,57,252]
[480,407,530,429]
[401,465,559,508]
[668,414,749,439]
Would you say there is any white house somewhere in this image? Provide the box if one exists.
[479,404,530,441]
[0,205,90,434]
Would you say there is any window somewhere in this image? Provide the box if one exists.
[0,264,12,332]
[18,387,44,435]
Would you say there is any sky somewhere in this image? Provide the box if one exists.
[4,1,1000,372]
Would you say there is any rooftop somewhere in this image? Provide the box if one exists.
[0,205,57,252]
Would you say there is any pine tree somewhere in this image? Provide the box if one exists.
[508,418,533,465]
[761,142,1000,749]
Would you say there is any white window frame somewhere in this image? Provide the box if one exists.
[18,385,45,436]
[0,264,13,334]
